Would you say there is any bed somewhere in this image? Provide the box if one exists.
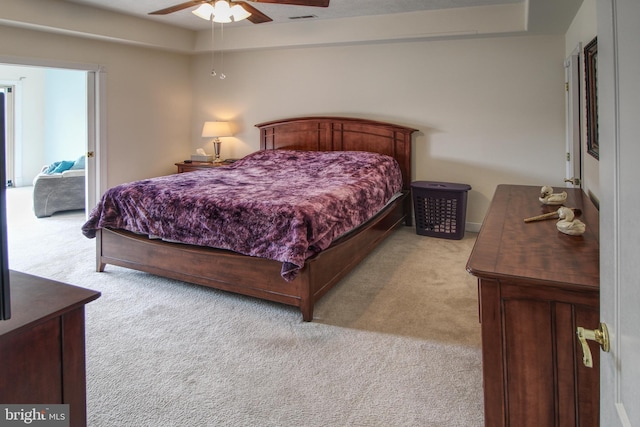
[84,117,417,321]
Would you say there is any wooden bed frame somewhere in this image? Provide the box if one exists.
[95,117,417,321]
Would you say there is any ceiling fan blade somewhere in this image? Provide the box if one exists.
[149,1,208,15]
[235,2,274,24]
[251,0,329,7]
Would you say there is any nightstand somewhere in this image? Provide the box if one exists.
[175,161,230,173]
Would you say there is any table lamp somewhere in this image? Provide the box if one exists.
[202,121,232,163]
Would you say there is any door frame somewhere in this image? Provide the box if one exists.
[565,45,582,188]
[0,84,16,187]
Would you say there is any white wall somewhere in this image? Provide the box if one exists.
[565,0,598,203]
[191,35,567,227]
[0,17,570,228]
[44,69,87,165]
[0,24,193,187]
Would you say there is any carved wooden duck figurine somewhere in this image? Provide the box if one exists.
[556,206,586,235]
[539,185,568,205]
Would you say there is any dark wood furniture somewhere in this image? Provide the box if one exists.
[95,117,417,321]
[466,184,600,427]
[0,270,100,427]
[175,161,231,173]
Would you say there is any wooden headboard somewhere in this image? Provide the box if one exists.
[255,117,417,190]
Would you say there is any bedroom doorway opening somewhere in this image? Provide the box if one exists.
[1,59,105,279]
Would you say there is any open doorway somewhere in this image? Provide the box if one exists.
[1,60,104,278]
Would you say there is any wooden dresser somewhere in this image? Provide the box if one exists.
[466,184,600,427]
[0,271,100,427]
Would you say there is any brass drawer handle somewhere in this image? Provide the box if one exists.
[576,322,610,368]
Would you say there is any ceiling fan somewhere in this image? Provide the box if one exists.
[149,0,330,24]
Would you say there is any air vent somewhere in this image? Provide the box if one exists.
[288,15,317,20]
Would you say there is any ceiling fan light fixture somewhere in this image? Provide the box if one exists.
[192,3,215,20]
[212,1,232,22]
[193,1,251,23]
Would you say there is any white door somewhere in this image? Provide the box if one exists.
[597,0,640,425]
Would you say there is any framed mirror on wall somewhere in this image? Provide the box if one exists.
[584,37,598,160]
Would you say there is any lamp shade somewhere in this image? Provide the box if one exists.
[202,121,232,138]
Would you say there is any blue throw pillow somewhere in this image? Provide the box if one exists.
[45,161,62,174]
[51,160,75,174]
[70,155,85,170]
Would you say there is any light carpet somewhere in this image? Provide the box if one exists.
[6,186,484,426]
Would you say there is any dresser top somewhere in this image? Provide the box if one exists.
[0,270,101,337]
[467,184,599,291]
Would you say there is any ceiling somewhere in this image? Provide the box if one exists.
[1,0,583,54]
[60,0,573,33]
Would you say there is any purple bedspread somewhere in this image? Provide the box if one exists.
[82,150,403,280]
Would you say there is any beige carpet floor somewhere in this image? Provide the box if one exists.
[6,186,484,426]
